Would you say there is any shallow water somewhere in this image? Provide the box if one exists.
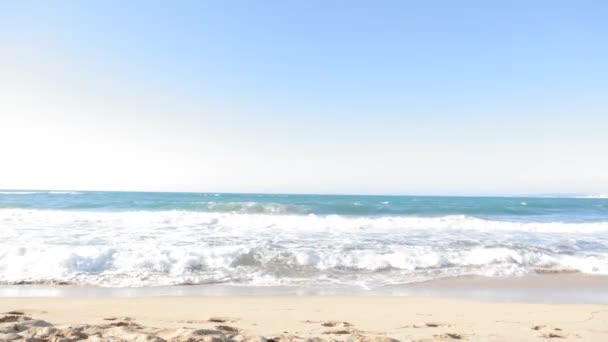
[1,191,607,289]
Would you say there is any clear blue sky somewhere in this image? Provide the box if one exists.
[1,1,607,195]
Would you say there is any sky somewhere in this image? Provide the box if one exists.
[1,0,607,195]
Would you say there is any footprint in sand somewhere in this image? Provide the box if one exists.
[208,316,239,323]
[109,320,140,327]
[322,327,360,335]
[404,322,449,328]
[320,320,352,327]
[177,317,240,325]
[0,314,32,323]
[317,320,360,335]
[541,332,566,339]
[103,316,133,322]
[435,332,464,340]
[177,319,207,324]
[425,322,447,328]
[5,311,25,315]
[102,316,136,327]
[215,325,240,333]
[532,325,567,338]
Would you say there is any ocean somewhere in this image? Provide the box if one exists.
[0,190,607,289]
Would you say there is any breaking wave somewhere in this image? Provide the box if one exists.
[1,208,607,288]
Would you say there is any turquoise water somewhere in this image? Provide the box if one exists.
[1,190,606,221]
[0,190,607,288]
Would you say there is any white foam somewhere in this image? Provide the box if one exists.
[0,208,607,287]
[204,201,298,214]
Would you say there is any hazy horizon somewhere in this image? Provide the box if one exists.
[0,188,606,198]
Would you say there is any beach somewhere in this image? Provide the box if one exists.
[1,192,607,340]
[2,293,608,341]
[2,274,608,341]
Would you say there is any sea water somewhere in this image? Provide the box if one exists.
[0,191,607,289]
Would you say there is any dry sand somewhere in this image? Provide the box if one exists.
[1,296,607,341]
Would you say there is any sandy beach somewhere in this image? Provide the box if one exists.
[1,294,607,341]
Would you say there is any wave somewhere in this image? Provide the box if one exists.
[191,200,395,215]
[1,208,608,233]
[2,192,606,220]
[1,239,606,288]
[199,201,306,214]
[1,208,607,287]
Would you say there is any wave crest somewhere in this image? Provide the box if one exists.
[1,209,607,287]
[201,201,305,214]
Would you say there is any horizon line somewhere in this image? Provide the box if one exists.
[0,188,602,199]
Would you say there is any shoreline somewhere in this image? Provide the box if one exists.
[2,273,608,304]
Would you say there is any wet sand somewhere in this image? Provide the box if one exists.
[2,275,608,341]
[3,274,608,303]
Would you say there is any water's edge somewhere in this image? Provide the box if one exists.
[2,274,608,304]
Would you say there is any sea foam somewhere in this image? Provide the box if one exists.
[1,208,607,288]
